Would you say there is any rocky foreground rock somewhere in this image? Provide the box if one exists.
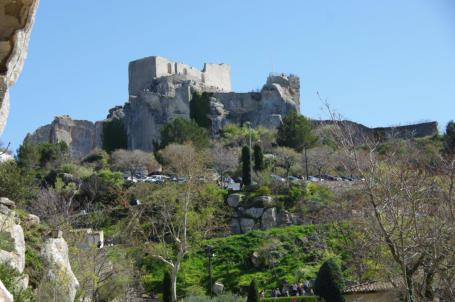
[0,0,40,135]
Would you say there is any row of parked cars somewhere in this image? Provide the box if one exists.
[124,173,185,184]
[270,174,364,182]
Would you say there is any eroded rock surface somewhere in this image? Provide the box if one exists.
[0,198,25,273]
[0,279,13,302]
[39,237,79,302]
[0,0,40,135]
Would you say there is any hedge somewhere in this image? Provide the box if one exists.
[261,296,317,302]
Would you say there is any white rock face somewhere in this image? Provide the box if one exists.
[0,152,13,162]
[40,237,79,302]
[0,279,13,302]
[0,198,25,273]
[0,0,40,135]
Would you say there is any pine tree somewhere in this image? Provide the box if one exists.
[253,144,264,171]
[242,146,252,186]
[314,258,346,302]
[163,270,172,302]
[247,279,259,302]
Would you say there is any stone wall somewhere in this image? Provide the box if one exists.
[0,0,40,135]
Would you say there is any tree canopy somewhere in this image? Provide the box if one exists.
[314,258,346,302]
[276,111,317,152]
[158,117,209,150]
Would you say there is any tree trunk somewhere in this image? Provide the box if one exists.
[406,274,415,302]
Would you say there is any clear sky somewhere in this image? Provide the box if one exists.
[2,0,455,153]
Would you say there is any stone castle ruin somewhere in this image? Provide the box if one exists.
[26,56,301,158]
[129,56,231,94]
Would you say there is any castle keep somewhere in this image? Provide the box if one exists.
[128,56,231,95]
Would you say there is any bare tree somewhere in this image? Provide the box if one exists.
[111,149,159,177]
[127,143,223,302]
[210,142,239,180]
[274,146,300,177]
[319,93,455,301]
[307,146,334,176]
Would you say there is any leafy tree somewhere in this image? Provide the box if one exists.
[444,120,455,155]
[242,146,252,186]
[190,91,212,129]
[17,141,70,171]
[314,258,346,302]
[101,119,128,153]
[16,141,40,171]
[277,111,318,178]
[0,160,35,205]
[274,146,300,177]
[211,142,239,180]
[158,117,209,150]
[247,279,259,302]
[253,144,264,171]
[163,270,172,302]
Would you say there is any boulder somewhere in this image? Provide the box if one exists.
[22,213,40,226]
[277,211,293,227]
[0,204,25,273]
[252,196,274,207]
[0,279,13,302]
[251,251,262,268]
[243,207,264,219]
[40,237,79,302]
[0,197,15,209]
[240,218,255,233]
[227,194,243,207]
[230,219,241,235]
[261,208,277,230]
[212,282,224,294]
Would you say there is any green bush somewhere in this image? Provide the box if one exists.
[314,258,346,302]
[0,262,35,301]
[102,119,128,153]
[253,144,264,171]
[261,297,317,302]
[158,117,209,150]
[190,92,212,129]
[242,146,252,186]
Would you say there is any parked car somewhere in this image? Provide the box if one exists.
[270,174,286,182]
[288,176,299,181]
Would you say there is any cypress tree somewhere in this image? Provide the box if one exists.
[253,144,264,171]
[314,258,346,302]
[163,270,172,302]
[247,279,259,302]
[242,146,252,186]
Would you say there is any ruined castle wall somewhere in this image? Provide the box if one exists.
[203,63,231,92]
[128,56,157,95]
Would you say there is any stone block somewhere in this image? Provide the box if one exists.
[261,208,277,230]
[227,194,243,207]
[240,218,255,233]
[243,207,264,219]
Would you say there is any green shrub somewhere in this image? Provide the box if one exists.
[158,117,209,150]
[102,119,128,153]
[190,92,212,129]
[242,146,252,186]
[253,144,264,171]
[254,186,271,197]
[261,297,317,302]
[314,258,345,302]
[0,262,35,301]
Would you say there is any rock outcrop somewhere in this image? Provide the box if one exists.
[39,236,79,302]
[0,279,13,302]
[25,115,103,159]
[0,0,40,135]
[227,194,308,235]
[25,56,301,158]
[0,198,25,274]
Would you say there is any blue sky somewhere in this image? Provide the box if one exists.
[2,0,455,152]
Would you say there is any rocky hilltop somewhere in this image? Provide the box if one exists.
[25,55,438,159]
[25,56,301,158]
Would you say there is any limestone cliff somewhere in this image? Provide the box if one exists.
[25,115,103,159]
[0,0,40,135]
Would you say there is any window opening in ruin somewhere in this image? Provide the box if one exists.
[201,73,205,83]
[168,63,172,74]
[184,68,188,75]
